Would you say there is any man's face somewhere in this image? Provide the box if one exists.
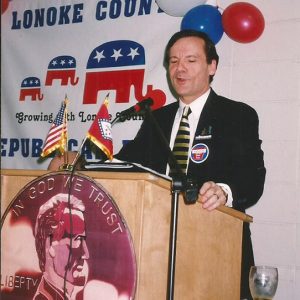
[50,210,89,286]
[168,36,217,104]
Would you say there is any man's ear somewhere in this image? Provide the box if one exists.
[208,59,217,76]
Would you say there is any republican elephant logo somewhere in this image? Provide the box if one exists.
[82,40,166,109]
[45,55,79,86]
[19,77,44,101]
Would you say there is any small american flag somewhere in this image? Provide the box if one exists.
[40,101,67,157]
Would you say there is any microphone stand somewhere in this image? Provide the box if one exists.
[142,106,199,300]
[98,103,199,299]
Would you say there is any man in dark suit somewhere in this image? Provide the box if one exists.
[116,30,266,299]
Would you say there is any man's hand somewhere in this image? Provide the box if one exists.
[198,181,228,211]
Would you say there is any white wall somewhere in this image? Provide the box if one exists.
[210,0,300,298]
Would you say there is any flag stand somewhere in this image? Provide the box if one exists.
[60,150,76,171]
[65,137,88,171]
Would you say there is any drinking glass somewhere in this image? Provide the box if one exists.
[249,266,278,300]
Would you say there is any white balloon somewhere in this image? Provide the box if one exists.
[156,0,207,17]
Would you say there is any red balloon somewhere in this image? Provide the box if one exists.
[222,2,265,43]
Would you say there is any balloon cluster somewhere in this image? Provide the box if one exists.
[156,1,265,44]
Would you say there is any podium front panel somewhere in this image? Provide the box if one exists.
[1,170,245,299]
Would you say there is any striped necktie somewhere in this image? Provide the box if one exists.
[170,106,192,175]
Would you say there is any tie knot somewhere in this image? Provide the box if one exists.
[183,106,191,118]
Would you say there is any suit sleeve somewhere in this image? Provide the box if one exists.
[114,116,151,164]
[226,106,266,211]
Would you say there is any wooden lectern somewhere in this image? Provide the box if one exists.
[1,169,252,299]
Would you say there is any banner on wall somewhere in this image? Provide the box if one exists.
[1,0,181,169]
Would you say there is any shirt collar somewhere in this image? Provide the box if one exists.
[178,88,211,118]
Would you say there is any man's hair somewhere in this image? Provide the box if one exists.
[164,30,219,83]
[34,193,85,272]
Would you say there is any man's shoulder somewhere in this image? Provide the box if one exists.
[211,91,258,117]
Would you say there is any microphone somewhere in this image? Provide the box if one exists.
[118,98,154,117]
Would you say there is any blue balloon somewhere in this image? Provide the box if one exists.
[181,5,224,44]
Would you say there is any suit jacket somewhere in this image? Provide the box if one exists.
[116,89,266,299]
[117,89,266,212]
